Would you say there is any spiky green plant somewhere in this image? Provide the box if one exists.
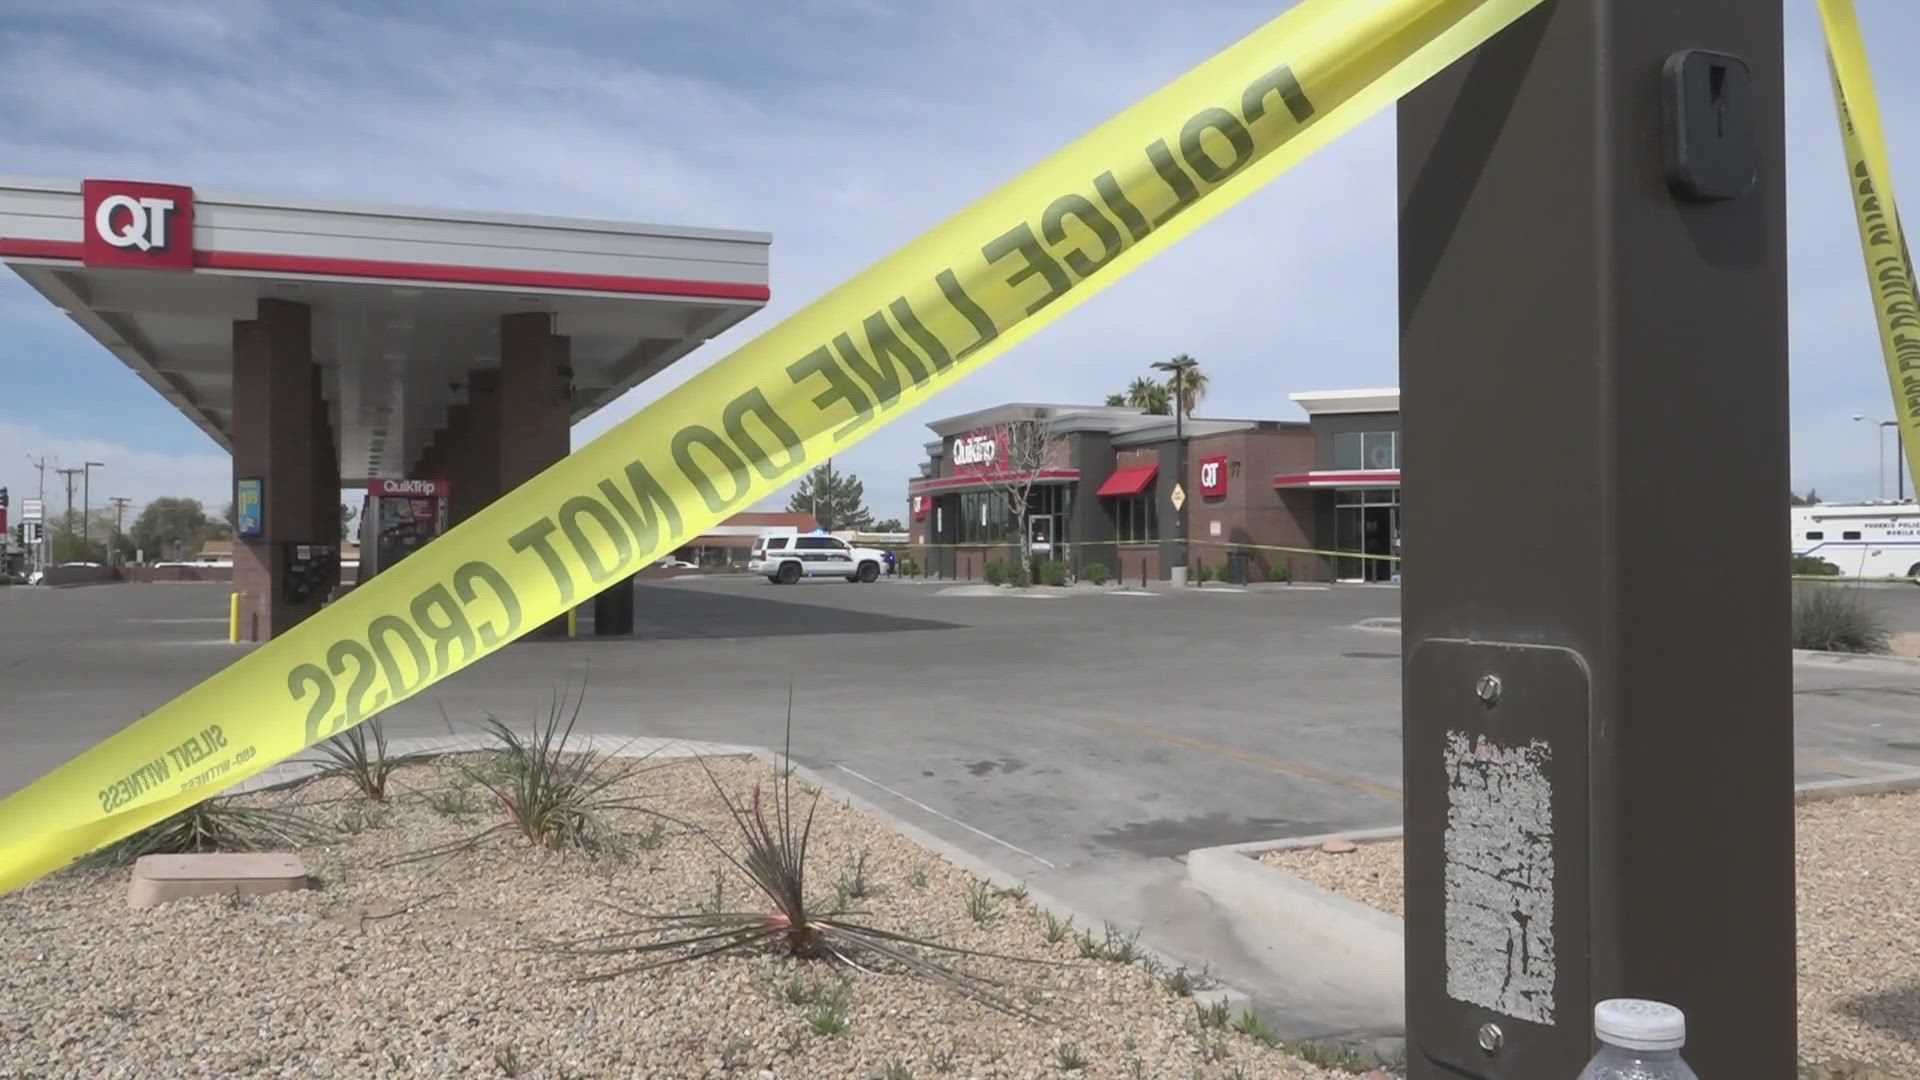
[308,716,431,801]
[386,682,669,866]
[80,799,329,868]
[551,690,1062,1019]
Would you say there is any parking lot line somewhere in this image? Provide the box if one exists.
[833,764,1058,869]
[1082,717,1405,801]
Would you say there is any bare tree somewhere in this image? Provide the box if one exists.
[973,416,1069,583]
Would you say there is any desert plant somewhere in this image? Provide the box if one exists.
[1042,911,1074,944]
[551,692,1059,1018]
[832,849,878,910]
[909,868,929,889]
[1194,560,1215,583]
[1054,1044,1089,1071]
[1195,998,1231,1029]
[805,981,851,1036]
[1792,554,1842,577]
[1793,583,1891,654]
[898,558,919,578]
[81,799,329,868]
[1038,560,1068,587]
[1231,1009,1280,1047]
[982,560,1005,586]
[390,685,668,866]
[1076,923,1142,963]
[882,1061,915,1080]
[308,715,431,802]
[964,879,1000,926]
[1267,563,1290,583]
[1083,562,1109,586]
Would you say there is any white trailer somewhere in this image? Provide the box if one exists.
[1790,501,1920,580]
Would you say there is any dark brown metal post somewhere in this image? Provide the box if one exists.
[1398,0,1793,1076]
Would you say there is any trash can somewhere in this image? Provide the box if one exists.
[1226,549,1250,585]
[592,575,636,636]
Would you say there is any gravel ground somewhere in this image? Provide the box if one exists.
[1263,791,1920,1076]
[1,754,1354,1079]
[1889,631,1920,659]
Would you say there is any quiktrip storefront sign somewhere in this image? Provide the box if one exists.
[950,429,1009,476]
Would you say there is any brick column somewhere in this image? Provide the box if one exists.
[446,366,501,525]
[231,298,323,642]
[499,312,572,638]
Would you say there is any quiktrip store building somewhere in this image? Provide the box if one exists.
[906,388,1402,582]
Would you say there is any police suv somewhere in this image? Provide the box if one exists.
[750,533,889,584]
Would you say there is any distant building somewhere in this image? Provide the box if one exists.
[905,389,1402,582]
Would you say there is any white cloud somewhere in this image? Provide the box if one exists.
[0,420,229,527]
[2,0,1918,521]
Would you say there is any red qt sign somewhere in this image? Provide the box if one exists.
[911,493,929,520]
[82,180,194,271]
[1199,455,1229,498]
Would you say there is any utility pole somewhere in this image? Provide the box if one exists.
[80,461,104,544]
[55,467,82,561]
[1399,1,1791,1076]
[109,496,132,553]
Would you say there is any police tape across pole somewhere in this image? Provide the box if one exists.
[0,0,1557,894]
[1819,0,1920,493]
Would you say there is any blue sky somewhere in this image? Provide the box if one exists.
[3,0,1919,523]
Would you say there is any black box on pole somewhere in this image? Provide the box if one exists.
[1397,0,1794,1076]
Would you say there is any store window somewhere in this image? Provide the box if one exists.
[1333,430,1399,471]
[1114,493,1158,543]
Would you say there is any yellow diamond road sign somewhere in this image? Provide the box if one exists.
[1171,484,1186,511]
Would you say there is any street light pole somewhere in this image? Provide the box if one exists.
[1153,356,1196,584]
[1854,416,1901,501]
[1399,0,1792,1073]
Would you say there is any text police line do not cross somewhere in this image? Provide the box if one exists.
[0,0,1564,896]
[281,67,1325,741]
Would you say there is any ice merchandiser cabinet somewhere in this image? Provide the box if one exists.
[359,478,451,581]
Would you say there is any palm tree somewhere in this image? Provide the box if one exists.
[1104,393,1127,407]
[1125,376,1171,416]
[1163,355,1208,416]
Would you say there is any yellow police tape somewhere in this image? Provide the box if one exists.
[0,0,1559,894]
[1820,0,1920,491]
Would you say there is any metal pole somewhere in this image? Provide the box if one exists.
[1399,1,1792,1076]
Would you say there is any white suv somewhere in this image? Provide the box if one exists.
[750,534,888,584]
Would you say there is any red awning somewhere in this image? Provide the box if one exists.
[1096,464,1159,498]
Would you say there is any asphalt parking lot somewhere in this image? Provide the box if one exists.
[7,575,1920,1028]
[7,577,1920,861]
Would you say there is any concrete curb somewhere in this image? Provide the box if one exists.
[1185,771,1920,1037]
[1352,618,1920,673]
[247,733,1251,1015]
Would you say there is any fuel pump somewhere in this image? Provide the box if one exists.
[359,479,452,582]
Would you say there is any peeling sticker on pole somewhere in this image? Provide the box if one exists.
[1443,731,1556,1025]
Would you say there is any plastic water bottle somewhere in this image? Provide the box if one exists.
[1577,999,1700,1079]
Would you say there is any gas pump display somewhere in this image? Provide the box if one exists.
[361,479,451,581]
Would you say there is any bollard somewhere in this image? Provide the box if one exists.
[228,592,241,644]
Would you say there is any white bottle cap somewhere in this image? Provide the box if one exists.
[1593,998,1687,1052]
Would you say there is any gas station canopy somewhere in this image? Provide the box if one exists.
[0,177,771,481]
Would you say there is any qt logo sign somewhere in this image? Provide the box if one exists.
[82,180,195,271]
[1199,455,1229,498]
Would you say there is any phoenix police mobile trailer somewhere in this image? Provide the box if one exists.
[1790,501,1920,580]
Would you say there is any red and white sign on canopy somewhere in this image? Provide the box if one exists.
[370,479,450,497]
[82,180,195,271]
